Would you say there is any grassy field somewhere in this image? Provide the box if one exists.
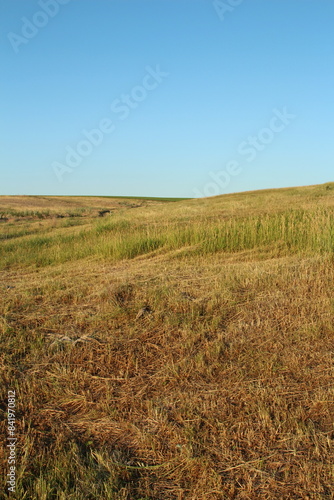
[1,184,334,499]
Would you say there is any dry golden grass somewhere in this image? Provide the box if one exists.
[1,184,334,499]
[0,195,179,213]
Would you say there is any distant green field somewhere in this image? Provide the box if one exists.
[83,195,191,201]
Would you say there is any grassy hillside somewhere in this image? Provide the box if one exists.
[0,195,186,218]
[1,184,334,499]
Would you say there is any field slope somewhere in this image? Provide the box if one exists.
[1,184,334,499]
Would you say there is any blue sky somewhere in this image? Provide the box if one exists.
[1,0,333,197]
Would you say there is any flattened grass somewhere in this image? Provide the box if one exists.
[1,206,333,269]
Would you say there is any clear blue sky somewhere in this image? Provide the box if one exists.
[1,0,333,197]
